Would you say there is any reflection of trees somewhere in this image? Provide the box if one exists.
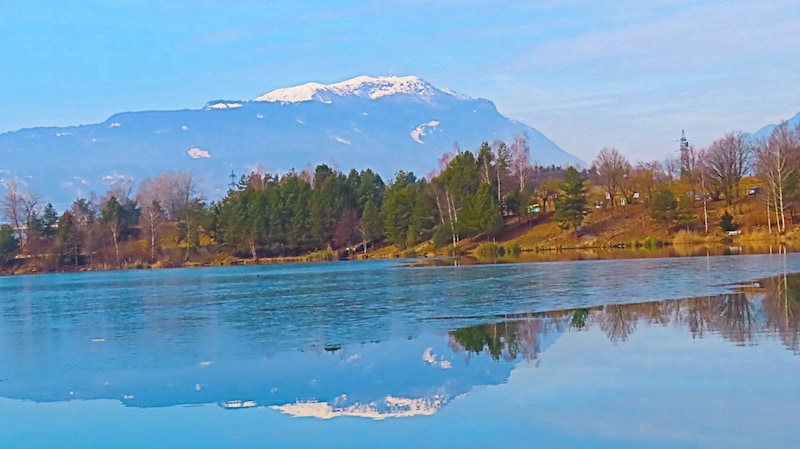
[448,315,565,362]
[762,272,800,353]
[570,308,590,330]
[715,293,753,344]
[599,305,637,342]
[449,272,800,359]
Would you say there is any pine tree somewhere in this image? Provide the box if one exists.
[650,188,677,226]
[0,224,19,266]
[554,167,589,233]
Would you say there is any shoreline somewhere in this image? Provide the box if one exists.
[3,240,797,277]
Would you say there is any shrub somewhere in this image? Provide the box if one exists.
[476,242,505,258]
[642,236,663,249]
[506,243,522,256]
[401,248,417,258]
[307,249,335,262]
[672,230,704,245]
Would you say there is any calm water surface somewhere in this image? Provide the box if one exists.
[1,254,799,448]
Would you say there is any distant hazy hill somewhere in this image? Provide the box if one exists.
[0,75,583,208]
[753,111,800,141]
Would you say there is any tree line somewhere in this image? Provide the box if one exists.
[2,121,799,271]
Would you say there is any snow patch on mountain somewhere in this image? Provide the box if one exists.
[440,88,471,101]
[254,75,437,104]
[188,147,211,159]
[410,121,440,144]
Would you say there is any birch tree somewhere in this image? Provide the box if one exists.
[509,136,532,193]
[2,180,24,242]
[756,122,799,233]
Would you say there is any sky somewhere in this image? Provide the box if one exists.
[1,0,799,164]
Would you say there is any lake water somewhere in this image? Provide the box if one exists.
[2,254,799,448]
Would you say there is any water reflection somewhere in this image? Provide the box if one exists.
[417,242,800,266]
[1,264,800,422]
[447,274,800,362]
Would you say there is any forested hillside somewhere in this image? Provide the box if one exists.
[2,120,800,274]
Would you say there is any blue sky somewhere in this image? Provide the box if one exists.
[1,0,798,163]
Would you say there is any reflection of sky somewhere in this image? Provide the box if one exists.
[0,333,513,411]
[3,324,799,448]
[3,255,800,447]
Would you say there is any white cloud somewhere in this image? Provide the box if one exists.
[188,147,211,159]
[101,173,131,182]
[334,136,350,145]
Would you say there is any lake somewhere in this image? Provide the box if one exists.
[1,253,799,448]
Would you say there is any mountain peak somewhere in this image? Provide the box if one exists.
[253,75,469,104]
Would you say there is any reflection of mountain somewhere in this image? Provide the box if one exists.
[271,393,448,420]
[0,332,521,418]
[2,266,800,419]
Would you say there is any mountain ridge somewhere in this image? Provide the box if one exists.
[0,75,583,208]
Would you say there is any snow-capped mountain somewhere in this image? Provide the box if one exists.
[253,75,443,103]
[0,75,583,208]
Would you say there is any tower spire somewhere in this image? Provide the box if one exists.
[679,130,691,179]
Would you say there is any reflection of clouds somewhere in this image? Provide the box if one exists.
[422,347,452,369]
[270,393,448,420]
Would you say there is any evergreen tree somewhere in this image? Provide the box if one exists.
[101,196,125,267]
[462,183,504,237]
[719,210,737,232]
[406,179,436,247]
[358,200,383,253]
[41,203,59,237]
[0,224,19,266]
[650,188,677,227]
[553,167,589,233]
[57,211,82,267]
[676,194,696,230]
[382,172,417,248]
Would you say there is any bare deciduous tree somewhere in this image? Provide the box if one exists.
[491,140,511,204]
[2,180,24,242]
[535,177,561,212]
[703,131,753,205]
[756,122,799,233]
[509,136,532,193]
[631,161,668,205]
[593,147,631,207]
[137,171,202,259]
